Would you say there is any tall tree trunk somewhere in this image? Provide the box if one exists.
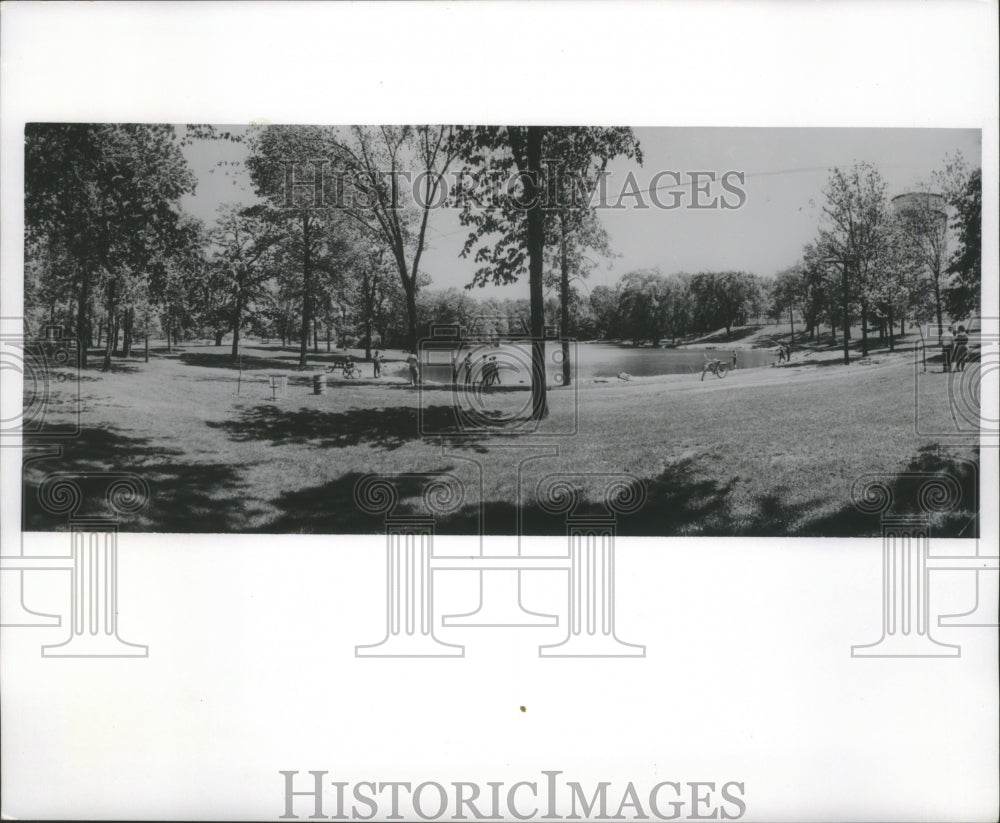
[522,126,548,420]
[840,266,850,365]
[96,318,103,349]
[559,213,572,387]
[123,308,133,358]
[362,269,373,361]
[404,285,419,354]
[101,284,116,372]
[887,307,895,351]
[77,275,90,368]
[313,320,319,353]
[789,305,795,344]
[298,213,312,369]
[933,269,943,340]
[111,314,121,357]
[861,303,869,357]
[230,297,243,362]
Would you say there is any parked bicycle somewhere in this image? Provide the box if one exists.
[700,357,729,380]
[327,356,363,379]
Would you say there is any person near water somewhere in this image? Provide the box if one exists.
[777,345,786,364]
[450,349,459,383]
[941,325,955,373]
[461,352,473,384]
[731,349,738,369]
[478,354,488,387]
[372,350,382,378]
[953,325,969,372]
[406,353,419,387]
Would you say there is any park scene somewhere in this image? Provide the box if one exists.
[19,125,983,536]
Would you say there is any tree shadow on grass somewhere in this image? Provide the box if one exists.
[254,449,979,537]
[256,457,741,535]
[179,351,286,372]
[206,403,530,451]
[22,426,263,532]
[207,404,461,451]
[791,446,979,537]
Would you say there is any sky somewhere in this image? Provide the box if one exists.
[180,127,980,298]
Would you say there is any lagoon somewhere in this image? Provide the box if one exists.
[422,341,779,383]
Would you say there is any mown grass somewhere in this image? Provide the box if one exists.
[23,341,979,536]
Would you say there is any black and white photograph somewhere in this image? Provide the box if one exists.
[18,124,985,536]
[1,2,997,822]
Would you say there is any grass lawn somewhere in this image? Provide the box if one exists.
[23,341,980,536]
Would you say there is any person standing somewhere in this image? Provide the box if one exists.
[407,353,419,387]
[941,325,955,373]
[372,350,382,378]
[953,325,969,372]
[489,355,501,386]
[731,349,738,370]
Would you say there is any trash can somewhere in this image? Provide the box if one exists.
[312,373,326,395]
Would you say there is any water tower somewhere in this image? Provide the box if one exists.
[892,191,947,232]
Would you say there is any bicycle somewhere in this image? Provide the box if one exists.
[700,358,729,380]
[327,357,363,379]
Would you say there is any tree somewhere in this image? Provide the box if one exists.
[589,284,621,339]
[616,269,667,345]
[209,203,285,361]
[815,162,892,363]
[892,188,950,337]
[149,215,208,354]
[770,266,803,343]
[246,126,356,368]
[688,271,763,338]
[944,166,981,319]
[25,124,196,368]
[798,243,837,341]
[455,126,641,420]
[329,126,461,354]
[546,208,614,384]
